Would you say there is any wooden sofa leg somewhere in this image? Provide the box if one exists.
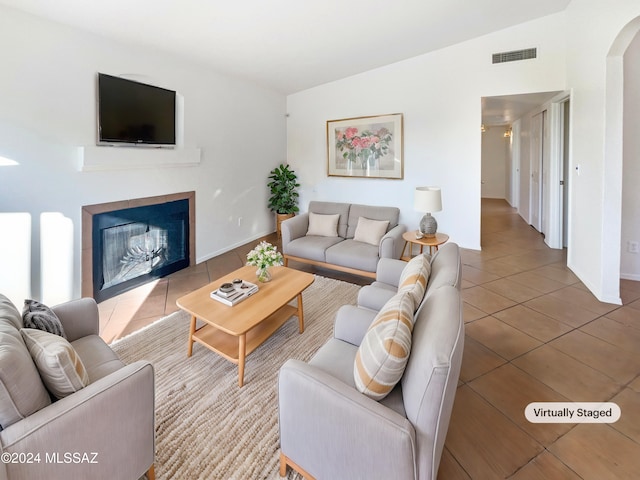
[147,464,155,480]
[279,452,287,477]
[280,451,316,480]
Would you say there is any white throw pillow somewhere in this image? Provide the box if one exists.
[353,217,390,246]
[306,212,340,237]
[20,328,89,400]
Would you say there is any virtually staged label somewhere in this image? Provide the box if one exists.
[525,402,621,423]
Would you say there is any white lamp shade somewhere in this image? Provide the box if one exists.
[414,187,442,213]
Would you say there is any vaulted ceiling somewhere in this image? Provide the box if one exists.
[1,0,571,94]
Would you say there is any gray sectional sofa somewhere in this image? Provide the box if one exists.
[279,243,463,480]
[281,201,406,278]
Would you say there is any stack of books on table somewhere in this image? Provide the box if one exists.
[210,281,259,306]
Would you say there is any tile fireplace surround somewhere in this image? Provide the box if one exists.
[82,191,196,300]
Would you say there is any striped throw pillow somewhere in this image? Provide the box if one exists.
[20,328,89,400]
[398,254,431,309]
[354,291,415,400]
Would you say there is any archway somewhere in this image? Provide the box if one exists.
[621,27,640,281]
[604,16,640,298]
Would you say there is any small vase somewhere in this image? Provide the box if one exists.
[256,267,272,283]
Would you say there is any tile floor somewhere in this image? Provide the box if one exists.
[98,198,640,479]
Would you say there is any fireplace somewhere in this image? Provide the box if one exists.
[82,192,195,303]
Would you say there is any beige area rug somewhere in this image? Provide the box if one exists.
[111,275,361,480]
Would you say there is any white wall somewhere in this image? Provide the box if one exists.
[565,0,640,303]
[622,31,640,280]
[287,13,567,251]
[4,2,637,306]
[0,7,286,306]
[286,1,640,302]
[481,127,510,199]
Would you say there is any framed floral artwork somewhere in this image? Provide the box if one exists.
[326,113,403,179]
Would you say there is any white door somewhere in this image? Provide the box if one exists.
[563,100,570,247]
[530,112,544,231]
[510,121,521,209]
[544,94,571,249]
[541,109,551,237]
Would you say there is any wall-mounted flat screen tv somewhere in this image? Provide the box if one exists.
[97,73,176,147]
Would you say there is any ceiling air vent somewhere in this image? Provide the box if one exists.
[492,48,537,64]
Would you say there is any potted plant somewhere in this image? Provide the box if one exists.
[267,163,300,237]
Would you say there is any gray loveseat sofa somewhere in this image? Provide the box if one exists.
[0,294,155,480]
[281,201,406,278]
[278,243,463,480]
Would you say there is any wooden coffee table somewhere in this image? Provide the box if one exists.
[176,265,314,387]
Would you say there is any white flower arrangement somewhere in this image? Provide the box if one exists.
[246,241,284,270]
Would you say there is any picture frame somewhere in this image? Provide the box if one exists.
[326,113,403,179]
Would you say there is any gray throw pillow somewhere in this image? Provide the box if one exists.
[22,299,67,339]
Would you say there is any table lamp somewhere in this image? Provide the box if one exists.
[414,186,442,237]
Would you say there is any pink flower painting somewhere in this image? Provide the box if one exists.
[334,124,393,169]
[327,113,403,179]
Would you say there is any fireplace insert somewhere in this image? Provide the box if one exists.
[92,199,189,303]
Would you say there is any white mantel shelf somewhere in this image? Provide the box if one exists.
[78,145,201,171]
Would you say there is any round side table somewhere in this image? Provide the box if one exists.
[401,231,449,261]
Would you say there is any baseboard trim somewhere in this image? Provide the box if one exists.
[620,272,640,282]
[197,230,275,264]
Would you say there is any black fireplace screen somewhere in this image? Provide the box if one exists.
[92,199,189,303]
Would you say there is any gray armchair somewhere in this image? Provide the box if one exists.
[0,294,155,480]
[278,244,464,480]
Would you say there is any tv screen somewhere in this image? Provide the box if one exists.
[97,73,176,146]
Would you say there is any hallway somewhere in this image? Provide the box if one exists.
[442,198,640,479]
